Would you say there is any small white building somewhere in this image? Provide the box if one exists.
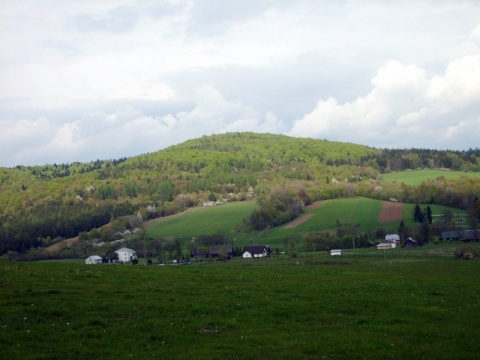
[330,249,342,256]
[377,242,396,250]
[85,255,102,265]
[115,247,137,263]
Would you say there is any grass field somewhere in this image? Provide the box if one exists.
[1,245,480,359]
[146,201,258,242]
[380,169,480,185]
[145,198,467,250]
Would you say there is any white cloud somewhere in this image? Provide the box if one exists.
[1,1,480,166]
[289,54,480,149]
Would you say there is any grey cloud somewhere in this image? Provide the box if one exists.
[73,6,140,33]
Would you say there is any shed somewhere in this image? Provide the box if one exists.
[330,249,342,256]
[403,237,416,247]
[85,255,102,265]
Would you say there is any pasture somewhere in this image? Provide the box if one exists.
[1,246,480,359]
[146,201,258,242]
[145,198,467,250]
[380,169,480,186]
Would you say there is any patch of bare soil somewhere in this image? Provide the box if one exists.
[283,214,314,229]
[378,201,403,223]
[45,236,79,253]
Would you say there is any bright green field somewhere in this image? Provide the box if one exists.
[145,198,467,250]
[1,246,480,359]
[380,169,480,185]
[146,201,259,242]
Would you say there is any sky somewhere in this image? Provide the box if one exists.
[1,0,480,167]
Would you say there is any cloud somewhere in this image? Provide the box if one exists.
[289,55,480,149]
[0,85,287,166]
[2,2,480,166]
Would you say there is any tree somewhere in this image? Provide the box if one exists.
[287,238,299,258]
[426,205,432,224]
[398,220,409,242]
[413,204,423,223]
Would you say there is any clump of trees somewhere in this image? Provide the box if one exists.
[247,187,305,230]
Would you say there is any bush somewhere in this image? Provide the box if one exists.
[454,245,479,260]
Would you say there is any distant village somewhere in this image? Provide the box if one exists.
[85,229,479,265]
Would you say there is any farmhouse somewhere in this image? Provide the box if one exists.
[85,255,102,264]
[114,247,137,263]
[242,245,272,259]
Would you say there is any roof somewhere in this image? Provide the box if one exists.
[87,255,102,260]
[385,234,400,241]
[208,244,235,256]
[115,247,135,253]
[242,246,269,255]
[405,237,416,243]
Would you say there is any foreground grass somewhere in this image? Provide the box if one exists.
[2,249,479,359]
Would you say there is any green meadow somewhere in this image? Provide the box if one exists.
[146,198,467,249]
[146,201,258,242]
[1,246,480,359]
[380,169,480,186]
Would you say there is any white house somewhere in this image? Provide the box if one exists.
[85,255,102,265]
[330,249,342,256]
[242,245,271,259]
[115,248,137,263]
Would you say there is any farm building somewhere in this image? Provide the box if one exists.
[242,245,272,259]
[330,249,342,256]
[85,255,102,264]
[403,237,416,247]
[208,244,235,259]
[459,230,480,242]
[441,230,479,242]
[377,242,396,250]
[441,231,461,241]
[385,234,400,243]
[114,248,137,263]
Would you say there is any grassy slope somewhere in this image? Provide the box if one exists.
[146,201,259,241]
[380,169,480,185]
[145,198,468,250]
[1,248,480,359]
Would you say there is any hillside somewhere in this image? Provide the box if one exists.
[1,132,479,258]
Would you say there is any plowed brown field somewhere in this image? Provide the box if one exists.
[379,201,403,223]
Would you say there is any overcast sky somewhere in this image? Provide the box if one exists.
[1,1,480,167]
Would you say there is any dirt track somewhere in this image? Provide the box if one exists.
[45,236,79,253]
[283,214,314,229]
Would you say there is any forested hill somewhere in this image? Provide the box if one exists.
[1,132,479,256]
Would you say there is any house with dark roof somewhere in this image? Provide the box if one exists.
[403,237,416,247]
[242,245,271,259]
